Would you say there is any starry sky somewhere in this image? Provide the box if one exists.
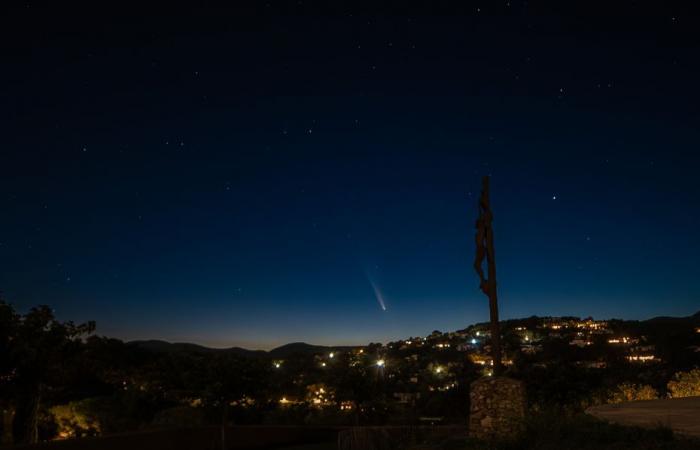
[2,2,700,349]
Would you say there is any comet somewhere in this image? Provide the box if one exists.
[367,274,387,311]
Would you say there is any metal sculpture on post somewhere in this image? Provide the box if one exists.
[470,176,525,439]
[474,175,503,376]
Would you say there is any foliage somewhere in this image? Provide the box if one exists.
[0,300,95,444]
[49,401,100,439]
[667,368,700,398]
[607,382,658,404]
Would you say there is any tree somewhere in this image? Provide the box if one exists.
[667,368,700,398]
[0,301,19,445]
[1,301,94,444]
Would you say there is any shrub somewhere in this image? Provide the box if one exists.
[49,401,101,439]
[608,382,658,404]
[667,368,700,398]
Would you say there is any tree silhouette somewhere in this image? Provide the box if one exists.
[0,301,94,444]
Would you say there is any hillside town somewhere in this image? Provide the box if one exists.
[259,314,700,415]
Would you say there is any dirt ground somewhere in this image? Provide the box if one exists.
[587,396,700,437]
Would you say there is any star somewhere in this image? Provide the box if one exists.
[552,195,557,200]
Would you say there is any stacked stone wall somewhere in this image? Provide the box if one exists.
[469,377,525,439]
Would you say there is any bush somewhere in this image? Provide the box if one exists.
[608,382,658,404]
[49,401,101,439]
[667,368,700,398]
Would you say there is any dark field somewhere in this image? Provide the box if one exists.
[10,416,700,450]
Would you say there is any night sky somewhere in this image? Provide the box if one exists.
[2,2,700,349]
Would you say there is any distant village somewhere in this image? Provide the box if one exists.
[263,315,700,411]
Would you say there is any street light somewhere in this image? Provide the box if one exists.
[376,359,385,367]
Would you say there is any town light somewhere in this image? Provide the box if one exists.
[471,338,477,344]
[274,363,281,368]
[376,359,385,367]
[329,352,335,358]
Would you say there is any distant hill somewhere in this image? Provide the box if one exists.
[640,311,700,336]
[267,342,355,358]
[644,311,700,325]
[128,340,266,358]
[128,339,355,359]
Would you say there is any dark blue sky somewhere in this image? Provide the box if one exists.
[2,2,699,348]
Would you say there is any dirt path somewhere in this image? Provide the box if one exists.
[586,396,700,437]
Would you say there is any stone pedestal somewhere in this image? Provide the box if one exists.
[2,408,14,445]
[469,376,525,440]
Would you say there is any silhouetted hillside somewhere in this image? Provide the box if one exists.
[268,342,337,358]
[128,340,266,358]
[129,339,357,359]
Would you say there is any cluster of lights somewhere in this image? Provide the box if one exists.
[608,337,631,344]
[312,387,328,405]
[576,320,605,330]
[627,355,655,362]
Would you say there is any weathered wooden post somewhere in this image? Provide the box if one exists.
[470,176,525,440]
